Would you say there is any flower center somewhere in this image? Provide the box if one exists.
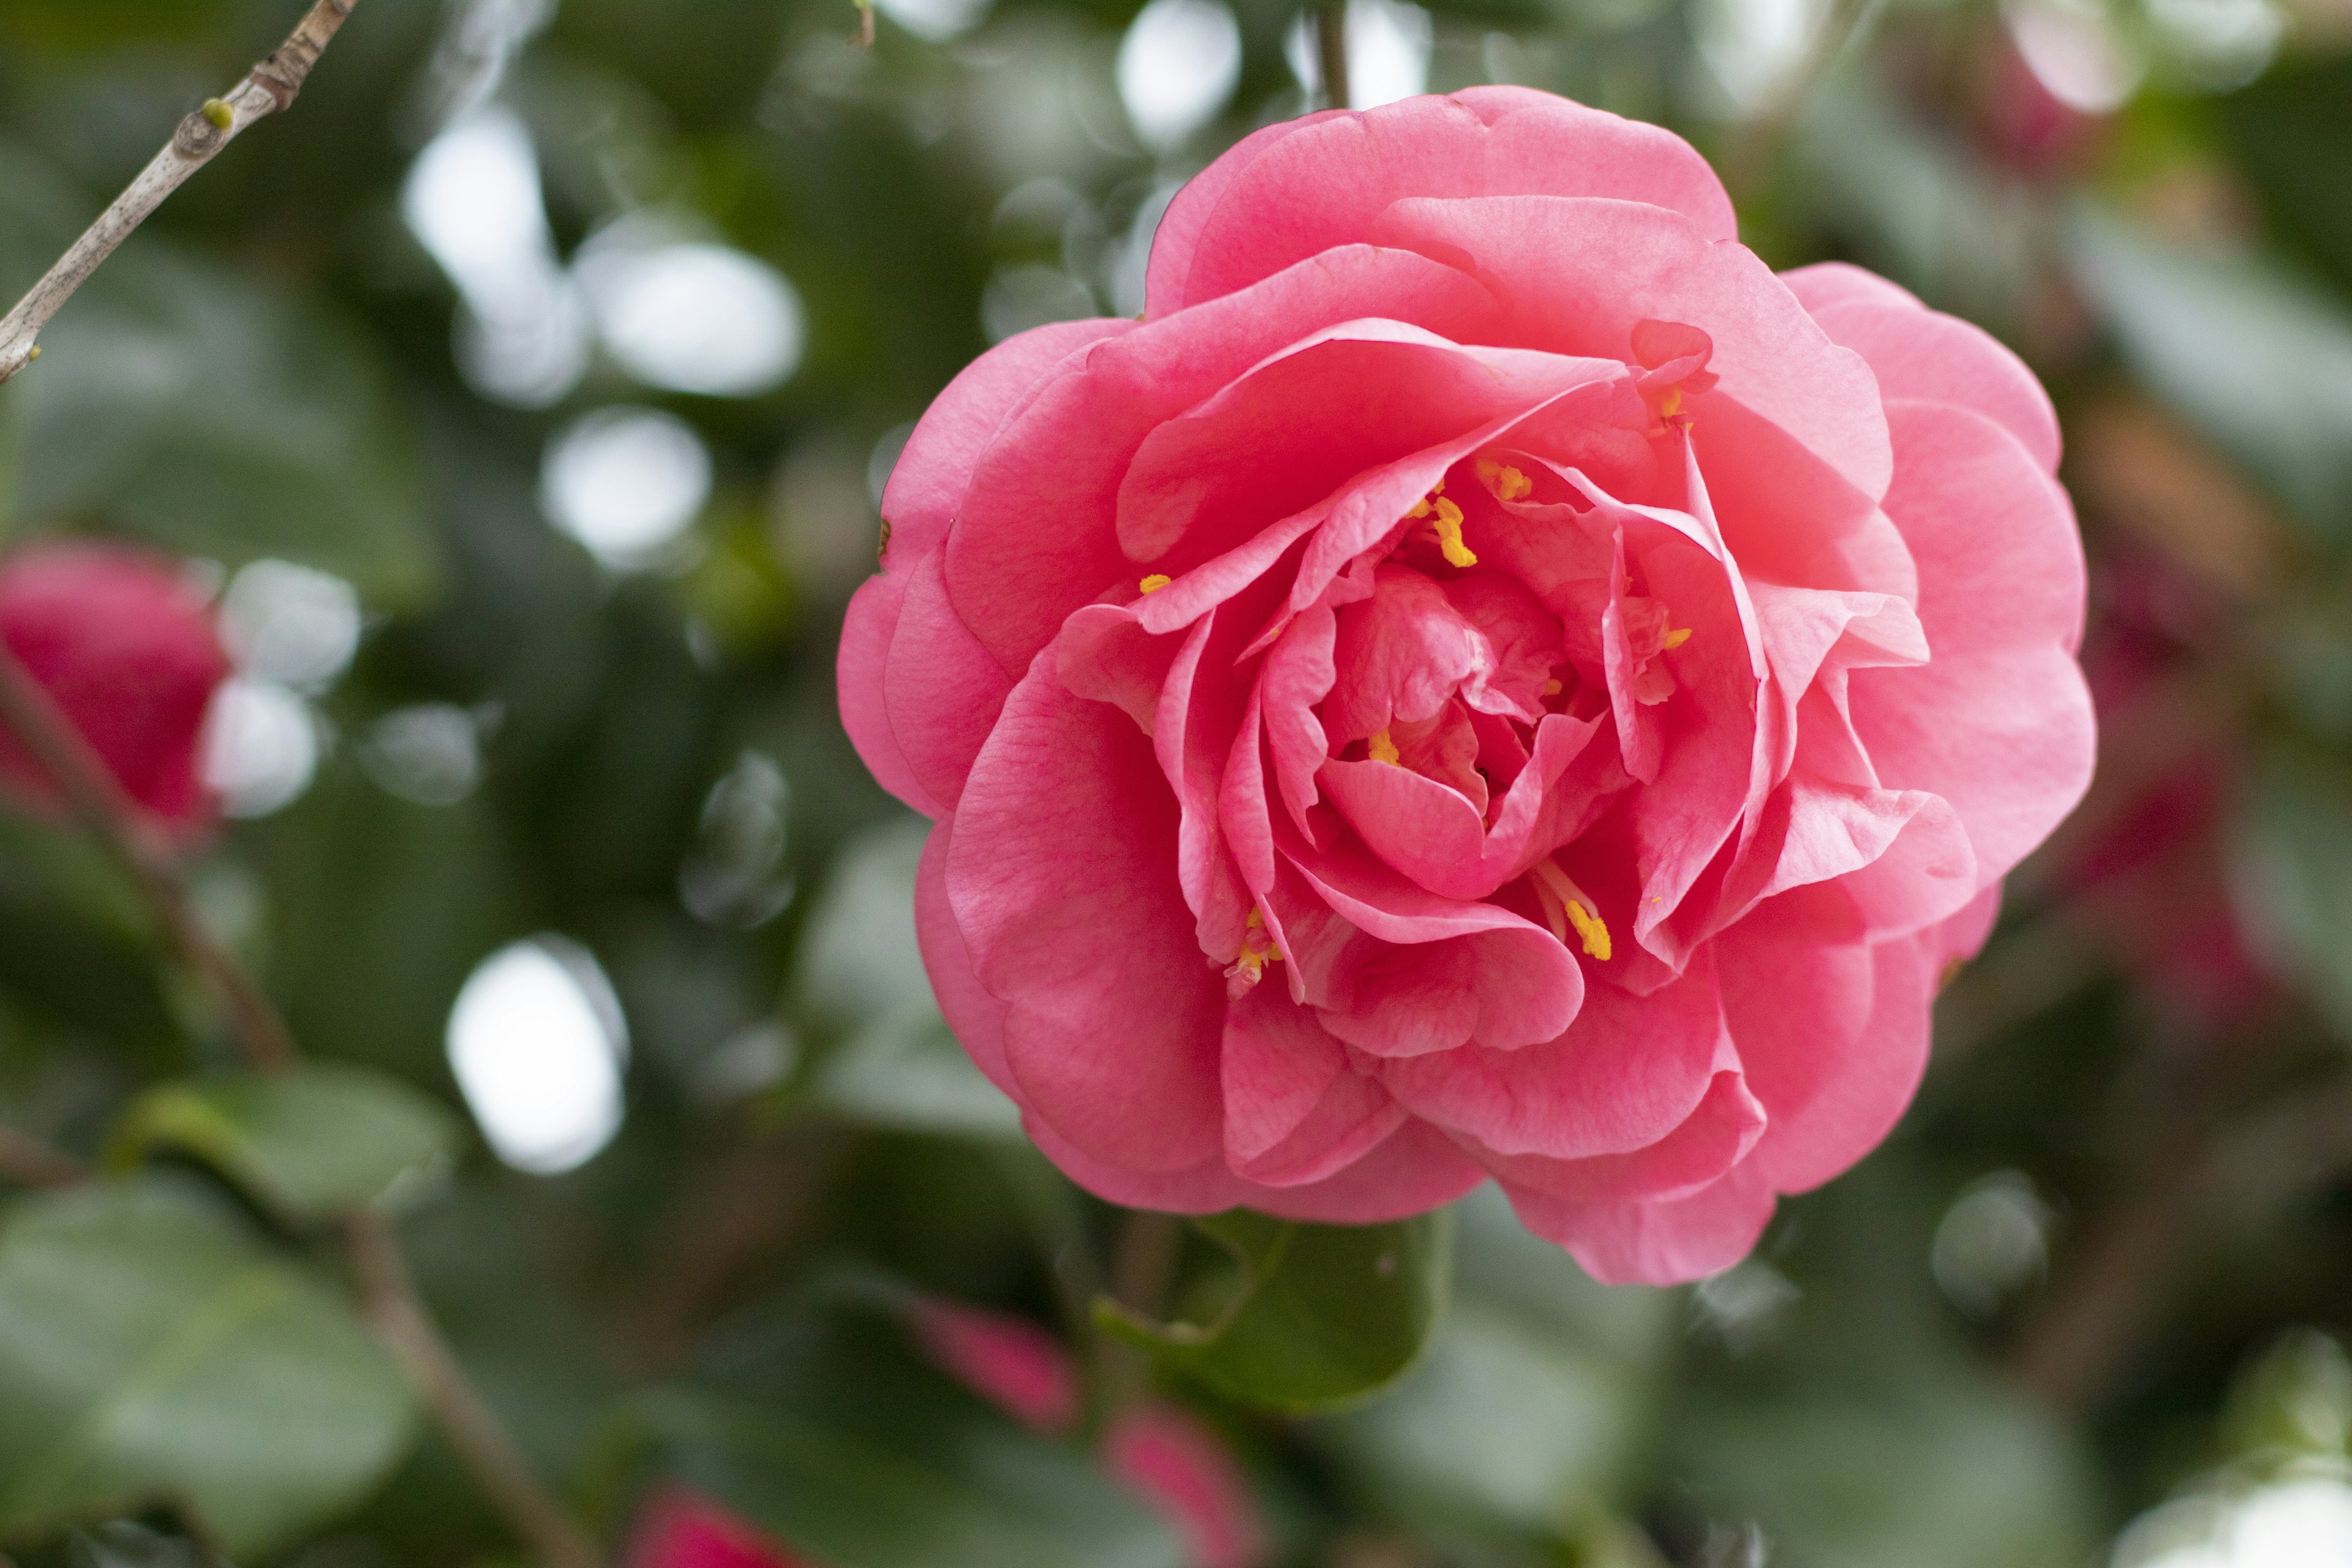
[1531,859,1611,961]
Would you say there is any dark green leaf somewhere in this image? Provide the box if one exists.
[6,225,434,607]
[0,1178,417,1555]
[617,1303,1186,1568]
[109,1063,461,1222]
[1098,1208,1453,1414]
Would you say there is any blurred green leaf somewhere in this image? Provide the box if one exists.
[67,1520,230,1568]
[619,1301,1186,1568]
[1099,1208,1453,1415]
[1317,1301,1645,1529]
[2231,745,2352,1040]
[2068,209,2352,547]
[2224,56,2352,298]
[0,1177,417,1556]
[1672,1373,2098,1568]
[108,1063,461,1223]
[807,1006,1025,1143]
[0,188,434,606]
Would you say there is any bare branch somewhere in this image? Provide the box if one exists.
[347,1213,605,1568]
[0,0,361,386]
[0,1125,86,1189]
[0,647,297,1070]
[1316,0,1351,112]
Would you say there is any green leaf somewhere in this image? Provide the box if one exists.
[110,1064,461,1223]
[2,199,435,607]
[794,815,1023,1142]
[616,1304,1186,1568]
[805,1005,1025,1144]
[2231,745,2352,1041]
[0,1178,418,1556]
[2067,209,2352,548]
[1098,1208,1453,1414]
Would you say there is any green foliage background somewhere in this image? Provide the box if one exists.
[4,0,2352,1564]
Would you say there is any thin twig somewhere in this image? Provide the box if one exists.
[0,1125,86,1188]
[0,648,296,1070]
[347,1212,604,1568]
[1316,0,1351,112]
[0,8,600,1547]
[0,0,360,385]
[0,647,599,1567]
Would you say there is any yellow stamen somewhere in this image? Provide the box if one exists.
[1661,626,1692,650]
[1367,729,1401,766]
[1542,678,1563,696]
[1562,900,1612,962]
[1139,574,1172,594]
[1660,387,1683,418]
[1531,861,1611,961]
[1431,497,1476,568]
[1245,908,1262,929]
[1476,458,1532,501]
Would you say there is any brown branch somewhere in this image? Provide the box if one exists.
[0,648,296,1071]
[0,0,360,385]
[0,12,603,1551]
[0,1125,86,1188]
[348,1213,603,1568]
[1316,0,1351,112]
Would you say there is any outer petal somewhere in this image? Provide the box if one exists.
[1776,260,1921,315]
[883,551,1017,810]
[1380,957,1724,1159]
[1474,1068,1765,1205]
[1719,928,1934,1193]
[1221,987,1407,1186]
[1024,1113,1484,1223]
[1156,91,1736,314]
[1807,297,2062,475]
[1507,1158,1776,1286]
[914,813,1018,1101]
[837,575,938,817]
[881,317,1136,568]
[948,652,1224,1172]
[1849,401,2095,889]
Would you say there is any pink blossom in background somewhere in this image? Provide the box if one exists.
[907,1297,1083,1433]
[839,89,2094,1284]
[0,543,230,837]
[1104,1403,1270,1568]
[624,1489,817,1568]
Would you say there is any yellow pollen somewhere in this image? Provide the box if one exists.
[1367,729,1401,766]
[1531,861,1611,961]
[1542,678,1563,696]
[1245,908,1262,930]
[1563,900,1613,962]
[1660,387,1683,418]
[1431,497,1477,568]
[1661,626,1692,650]
[1139,574,1172,594]
[1476,458,1533,501]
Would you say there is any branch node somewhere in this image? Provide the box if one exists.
[173,111,227,158]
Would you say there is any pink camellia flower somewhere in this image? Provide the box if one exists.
[906,1297,1083,1433]
[625,1488,820,1568]
[0,543,230,837]
[839,89,2093,1284]
[1104,1404,1270,1568]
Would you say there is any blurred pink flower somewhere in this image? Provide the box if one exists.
[840,89,2093,1283]
[907,1298,1082,1433]
[0,542,230,837]
[624,1488,817,1568]
[1104,1403,1270,1568]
